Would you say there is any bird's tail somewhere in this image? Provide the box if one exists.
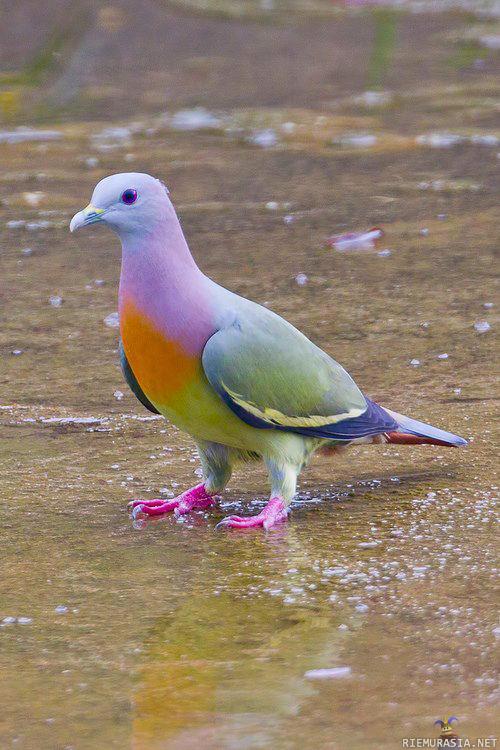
[382,408,468,448]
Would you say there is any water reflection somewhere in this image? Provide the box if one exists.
[133,593,341,749]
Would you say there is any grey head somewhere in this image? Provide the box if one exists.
[70,172,172,238]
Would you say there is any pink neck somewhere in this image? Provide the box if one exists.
[118,218,214,351]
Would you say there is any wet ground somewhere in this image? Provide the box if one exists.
[0,2,499,748]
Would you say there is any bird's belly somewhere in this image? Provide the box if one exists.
[156,377,269,450]
[120,303,266,450]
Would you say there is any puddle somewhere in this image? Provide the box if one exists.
[0,3,498,748]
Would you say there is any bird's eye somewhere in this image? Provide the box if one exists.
[121,188,138,205]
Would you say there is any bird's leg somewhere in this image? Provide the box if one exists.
[129,441,232,519]
[217,458,298,530]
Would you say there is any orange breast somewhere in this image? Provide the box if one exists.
[120,299,198,405]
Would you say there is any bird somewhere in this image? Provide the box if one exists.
[434,717,459,743]
[70,172,467,530]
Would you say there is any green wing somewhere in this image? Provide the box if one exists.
[202,309,367,433]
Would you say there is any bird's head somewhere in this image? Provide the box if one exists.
[434,717,458,736]
[70,172,172,238]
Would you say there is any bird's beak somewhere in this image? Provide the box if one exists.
[70,204,105,233]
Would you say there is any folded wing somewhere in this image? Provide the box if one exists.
[202,310,397,441]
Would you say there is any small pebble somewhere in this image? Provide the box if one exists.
[336,133,377,149]
[114,390,124,400]
[55,605,69,614]
[323,567,347,577]
[377,248,392,257]
[104,312,119,328]
[249,129,279,148]
[170,108,221,132]
[23,191,45,207]
[295,273,308,286]
[419,228,429,236]
[437,353,449,360]
[49,295,63,308]
[358,541,379,549]
[474,321,491,333]
[305,667,352,680]
[409,358,420,367]
[11,349,23,356]
[27,220,51,231]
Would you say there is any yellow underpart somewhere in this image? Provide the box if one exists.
[221,383,365,428]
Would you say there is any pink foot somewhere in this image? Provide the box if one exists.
[216,497,289,530]
[129,484,215,519]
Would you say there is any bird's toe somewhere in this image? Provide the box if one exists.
[128,498,166,510]
[130,499,179,517]
[216,498,289,530]
[215,514,246,529]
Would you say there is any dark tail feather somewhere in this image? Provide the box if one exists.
[385,431,459,447]
[383,408,468,448]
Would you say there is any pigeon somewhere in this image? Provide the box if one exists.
[70,173,467,529]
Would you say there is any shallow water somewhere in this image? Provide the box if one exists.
[0,3,498,748]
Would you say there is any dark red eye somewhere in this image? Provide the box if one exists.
[121,188,137,205]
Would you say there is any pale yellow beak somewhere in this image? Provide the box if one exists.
[70,204,105,232]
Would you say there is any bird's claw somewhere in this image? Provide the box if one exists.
[128,498,166,510]
[216,497,288,530]
[128,484,214,520]
[129,498,180,518]
[131,504,145,521]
